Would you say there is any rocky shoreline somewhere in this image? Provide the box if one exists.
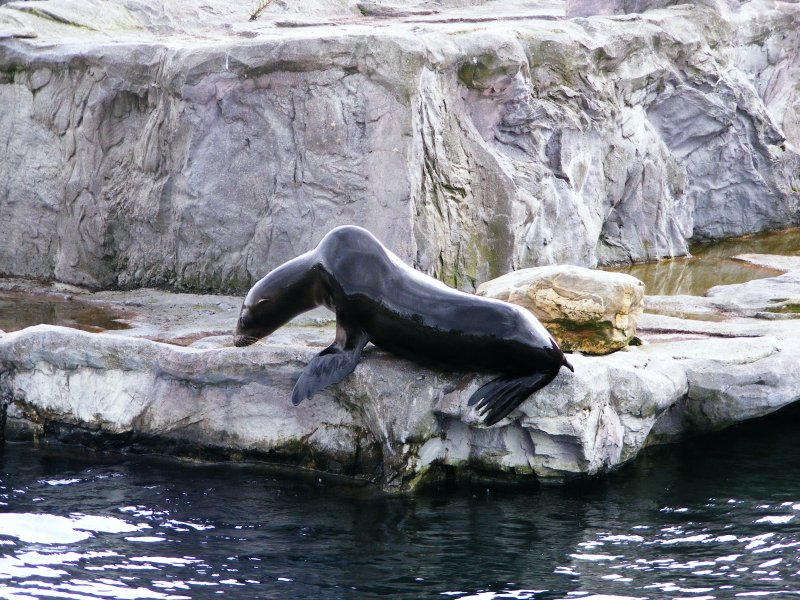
[1,251,798,492]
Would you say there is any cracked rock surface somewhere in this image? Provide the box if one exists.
[1,0,798,292]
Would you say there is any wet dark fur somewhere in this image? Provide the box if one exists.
[235,226,573,426]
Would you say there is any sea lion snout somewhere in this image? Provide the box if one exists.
[233,309,259,347]
[233,333,256,347]
[232,324,257,347]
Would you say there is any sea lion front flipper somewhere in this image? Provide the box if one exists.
[291,331,369,406]
[467,371,556,426]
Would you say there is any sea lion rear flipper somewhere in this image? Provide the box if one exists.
[467,372,555,427]
[291,332,369,405]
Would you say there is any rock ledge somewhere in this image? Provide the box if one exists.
[2,264,799,492]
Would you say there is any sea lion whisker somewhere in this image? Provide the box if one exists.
[232,333,261,347]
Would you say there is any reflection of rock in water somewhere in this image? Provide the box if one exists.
[0,294,128,333]
[609,227,800,296]
[332,490,588,593]
[691,228,800,260]
[613,257,780,297]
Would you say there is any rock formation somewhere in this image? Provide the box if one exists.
[1,0,798,292]
[1,0,800,491]
[476,266,644,354]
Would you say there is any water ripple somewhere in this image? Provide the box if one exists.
[1,407,799,598]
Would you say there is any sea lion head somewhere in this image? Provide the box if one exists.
[233,286,297,347]
[233,258,322,347]
[233,297,276,347]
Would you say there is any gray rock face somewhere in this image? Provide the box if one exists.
[565,0,743,18]
[1,0,798,292]
[732,254,800,274]
[645,336,800,442]
[0,37,421,290]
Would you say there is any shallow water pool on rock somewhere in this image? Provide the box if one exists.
[0,292,129,333]
[609,227,800,296]
[0,404,799,599]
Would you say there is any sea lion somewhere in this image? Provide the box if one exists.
[234,225,573,426]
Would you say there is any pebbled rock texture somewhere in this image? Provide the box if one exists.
[476,265,645,354]
[1,0,798,292]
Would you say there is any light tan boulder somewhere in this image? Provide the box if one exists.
[476,266,645,355]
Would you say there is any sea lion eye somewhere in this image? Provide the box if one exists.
[257,298,270,305]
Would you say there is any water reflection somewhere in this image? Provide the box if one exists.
[0,404,799,598]
[608,227,800,296]
[0,292,129,333]
[0,512,147,543]
[608,256,781,296]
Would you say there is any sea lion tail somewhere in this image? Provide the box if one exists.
[562,355,574,372]
[468,371,555,427]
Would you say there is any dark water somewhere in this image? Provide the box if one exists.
[0,292,128,333]
[1,407,799,599]
[609,227,800,296]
